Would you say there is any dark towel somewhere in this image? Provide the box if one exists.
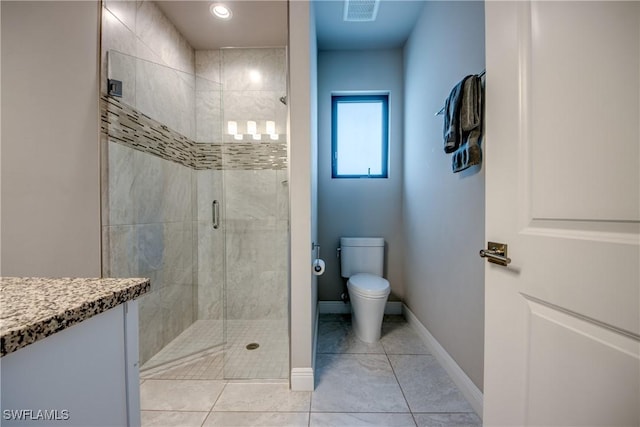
[449,75,483,173]
[459,75,482,134]
[443,75,482,154]
[443,76,471,153]
[452,139,482,173]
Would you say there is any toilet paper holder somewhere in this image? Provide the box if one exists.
[312,243,324,274]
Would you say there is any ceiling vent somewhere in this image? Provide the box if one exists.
[343,0,380,22]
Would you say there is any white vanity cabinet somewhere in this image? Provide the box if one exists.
[0,278,149,427]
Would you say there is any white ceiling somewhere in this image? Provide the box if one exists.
[156,0,425,51]
[156,1,288,50]
[314,0,425,50]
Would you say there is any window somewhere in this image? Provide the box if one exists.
[331,94,389,178]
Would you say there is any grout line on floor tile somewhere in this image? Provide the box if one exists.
[208,381,228,413]
[199,412,210,427]
[385,333,414,416]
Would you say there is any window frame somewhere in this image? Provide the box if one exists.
[331,94,389,179]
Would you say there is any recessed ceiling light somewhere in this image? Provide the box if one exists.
[210,4,232,20]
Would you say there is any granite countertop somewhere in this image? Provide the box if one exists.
[0,277,150,357]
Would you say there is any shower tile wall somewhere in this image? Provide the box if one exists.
[101,1,197,365]
[195,48,289,321]
[221,49,288,143]
[196,50,223,144]
[136,59,195,139]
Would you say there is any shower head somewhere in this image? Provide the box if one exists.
[279,96,287,105]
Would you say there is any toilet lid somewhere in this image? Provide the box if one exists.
[348,273,390,297]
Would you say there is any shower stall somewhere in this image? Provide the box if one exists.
[100,1,289,380]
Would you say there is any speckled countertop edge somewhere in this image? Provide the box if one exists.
[0,277,150,357]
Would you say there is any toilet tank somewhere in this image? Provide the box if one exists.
[340,237,385,278]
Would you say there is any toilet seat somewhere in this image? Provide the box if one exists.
[347,273,390,298]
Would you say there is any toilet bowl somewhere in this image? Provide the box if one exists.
[340,237,390,343]
[347,273,390,343]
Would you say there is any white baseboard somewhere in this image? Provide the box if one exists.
[290,367,314,391]
[290,307,320,392]
[318,300,403,315]
[403,304,484,418]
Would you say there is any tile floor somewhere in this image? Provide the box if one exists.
[140,314,482,427]
[141,319,289,379]
[224,319,289,379]
[141,320,224,371]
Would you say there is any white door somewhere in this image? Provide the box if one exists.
[484,2,639,426]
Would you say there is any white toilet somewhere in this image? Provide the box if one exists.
[340,237,390,343]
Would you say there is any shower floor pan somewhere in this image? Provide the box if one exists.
[140,319,288,380]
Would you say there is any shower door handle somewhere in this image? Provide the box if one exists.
[212,200,220,229]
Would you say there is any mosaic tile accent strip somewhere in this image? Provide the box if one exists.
[222,143,287,171]
[101,95,197,168]
[193,143,222,170]
[101,96,287,170]
[0,277,150,356]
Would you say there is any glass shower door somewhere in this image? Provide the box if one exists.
[193,70,226,367]
[220,47,290,379]
[104,50,227,371]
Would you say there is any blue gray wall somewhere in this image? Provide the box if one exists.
[317,49,405,302]
[403,1,486,390]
